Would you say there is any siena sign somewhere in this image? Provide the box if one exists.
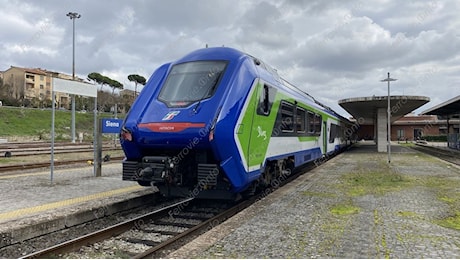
[101,118,123,133]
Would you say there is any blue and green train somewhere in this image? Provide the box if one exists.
[120,47,353,200]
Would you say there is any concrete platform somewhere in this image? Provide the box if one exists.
[0,163,155,248]
[339,95,430,152]
[3,141,460,258]
[170,141,460,258]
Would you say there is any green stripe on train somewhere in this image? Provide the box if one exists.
[237,81,339,168]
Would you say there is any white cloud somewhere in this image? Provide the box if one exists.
[0,0,459,116]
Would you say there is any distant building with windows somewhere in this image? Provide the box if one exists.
[356,114,457,141]
[120,88,136,99]
[1,66,85,108]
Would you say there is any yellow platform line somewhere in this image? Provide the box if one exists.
[0,171,56,179]
[0,185,143,221]
[0,164,115,180]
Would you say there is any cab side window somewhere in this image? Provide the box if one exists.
[257,84,276,116]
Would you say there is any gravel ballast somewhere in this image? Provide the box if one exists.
[170,143,460,258]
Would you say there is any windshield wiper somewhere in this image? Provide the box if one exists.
[192,72,222,113]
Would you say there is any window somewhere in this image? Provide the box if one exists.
[261,85,269,114]
[307,112,315,134]
[280,102,294,132]
[397,129,404,140]
[257,85,276,116]
[296,107,306,133]
[329,124,341,143]
[314,114,322,134]
[274,101,322,137]
[257,84,276,116]
[158,61,227,107]
[307,112,322,135]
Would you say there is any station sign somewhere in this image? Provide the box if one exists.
[101,118,123,133]
[52,77,97,97]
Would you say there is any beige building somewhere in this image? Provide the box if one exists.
[2,66,84,108]
[120,88,136,99]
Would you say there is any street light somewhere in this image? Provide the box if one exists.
[66,11,81,143]
[381,72,397,163]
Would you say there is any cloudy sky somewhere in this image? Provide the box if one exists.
[1,0,459,117]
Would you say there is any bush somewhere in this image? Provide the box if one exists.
[0,96,21,106]
[423,135,447,142]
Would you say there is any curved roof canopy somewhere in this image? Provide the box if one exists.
[421,95,460,116]
[339,95,430,124]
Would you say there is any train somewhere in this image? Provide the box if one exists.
[120,47,354,200]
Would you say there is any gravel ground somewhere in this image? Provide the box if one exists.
[170,144,460,258]
[0,161,156,257]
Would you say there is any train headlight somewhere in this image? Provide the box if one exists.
[209,129,215,142]
[120,127,133,141]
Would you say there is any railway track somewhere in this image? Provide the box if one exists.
[0,142,120,157]
[411,143,460,165]
[19,156,317,259]
[20,197,253,259]
[0,141,124,174]
[0,156,124,173]
[0,141,95,150]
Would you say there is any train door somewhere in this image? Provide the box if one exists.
[247,82,277,170]
[236,80,276,173]
[322,121,328,155]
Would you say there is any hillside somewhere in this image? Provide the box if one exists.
[0,106,123,142]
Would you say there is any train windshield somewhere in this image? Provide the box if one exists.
[158,60,227,107]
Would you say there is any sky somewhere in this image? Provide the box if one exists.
[1,0,459,118]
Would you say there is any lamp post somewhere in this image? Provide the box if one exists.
[66,12,81,143]
[381,72,397,163]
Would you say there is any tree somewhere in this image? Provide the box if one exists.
[87,72,106,90]
[88,72,123,94]
[127,74,146,97]
[107,78,123,95]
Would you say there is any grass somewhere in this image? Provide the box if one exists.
[0,106,121,141]
[302,191,337,198]
[422,177,460,230]
[341,169,415,197]
[398,142,415,147]
[337,154,460,231]
[330,202,360,215]
[436,212,460,230]
[397,211,419,218]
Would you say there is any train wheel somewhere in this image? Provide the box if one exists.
[137,181,151,186]
[284,157,295,174]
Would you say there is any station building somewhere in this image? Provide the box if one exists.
[422,95,460,149]
[340,95,460,151]
[355,114,451,141]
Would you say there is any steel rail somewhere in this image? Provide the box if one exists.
[134,197,255,258]
[4,147,121,157]
[411,144,460,166]
[20,198,194,259]
[135,163,318,258]
[0,156,124,173]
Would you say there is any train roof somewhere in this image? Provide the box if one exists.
[172,47,349,122]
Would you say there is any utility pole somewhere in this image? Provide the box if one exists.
[67,11,81,143]
[381,72,397,163]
